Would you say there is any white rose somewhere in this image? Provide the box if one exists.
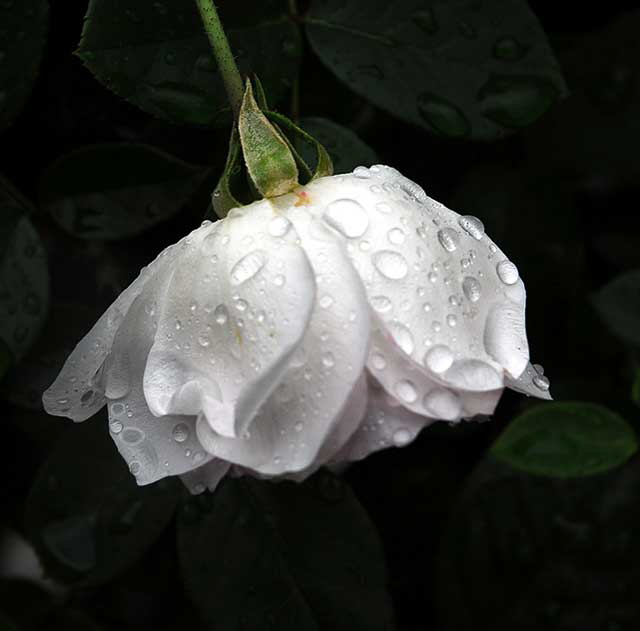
[43,165,550,493]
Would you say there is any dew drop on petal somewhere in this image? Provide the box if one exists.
[496,260,519,285]
[320,294,334,309]
[533,374,550,391]
[462,276,482,302]
[424,344,454,373]
[373,250,409,279]
[388,321,414,355]
[423,388,462,420]
[437,228,460,252]
[371,295,393,313]
[353,166,370,178]
[322,352,335,368]
[172,423,190,443]
[322,199,369,238]
[458,215,485,240]
[393,428,412,446]
[268,216,292,237]
[387,227,406,245]
[214,304,228,325]
[230,250,266,285]
[395,379,417,403]
[371,352,387,370]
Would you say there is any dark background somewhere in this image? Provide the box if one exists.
[2,0,640,629]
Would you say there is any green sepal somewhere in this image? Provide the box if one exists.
[264,110,334,180]
[252,74,269,110]
[238,80,299,198]
[210,128,243,219]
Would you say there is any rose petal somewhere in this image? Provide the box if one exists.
[505,361,553,400]
[42,222,213,422]
[332,378,437,463]
[143,202,316,439]
[196,206,371,474]
[179,459,230,494]
[303,165,529,387]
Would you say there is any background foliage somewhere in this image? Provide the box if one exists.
[1,0,640,629]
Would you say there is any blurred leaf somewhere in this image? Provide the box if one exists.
[0,0,48,133]
[491,402,637,478]
[591,269,640,348]
[633,366,640,408]
[437,454,640,631]
[305,0,567,141]
[0,612,20,631]
[0,177,50,371]
[39,143,210,240]
[26,422,180,586]
[77,0,300,126]
[297,117,378,174]
[525,12,640,186]
[178,472,396,631]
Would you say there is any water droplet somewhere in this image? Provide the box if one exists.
[373,250,409,280]
[388,321,414,355]
[198,335,211,347]
[418,93,470,138]
[478,74,559,129]
[353,166,370,178]
[110,420,123,434]
[493,37,527,61]
[395,379,417,403]
[387,227,406,245]
[446,314,457,327]
[294,421,304,432]
[273,274,286,287]
[496,260,519,285]
[268,216,291,237]
[230,250,266,285]
[122,428,144,445]
[462,276,482,302]
[437,228,460,252]
[393,428,412,446]
[533,374,550,391]
[201,232,219,255]
[375,202,393,214]
[214,304,228,324]
[234,298,248,312]
[111,403,125,416]
[423,344,453,375]
[423,388,462,420]
[371,352,387,370]
[175,319,182,331]
[173,423,190,442]
[129,462,141,475]
[371,295,393,313]
[412,8,438,34]
[320,294,334,309]
[322,352,335,368]
[458,215,485,240]
[323,199,369,238]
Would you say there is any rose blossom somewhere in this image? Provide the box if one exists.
[43,165,550,493]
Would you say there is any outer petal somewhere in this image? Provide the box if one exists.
[302,165,530,396]
[179,459,230,494]
[143,202,316,439]
[505,361,553,400]
[196,205,371,474]
[332,379,438,463]
[42,223,213,422]
[104,226,220,485]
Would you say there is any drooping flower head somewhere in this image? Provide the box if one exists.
[43,165,550,493]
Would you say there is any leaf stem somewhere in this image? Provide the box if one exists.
[194,0,244,118]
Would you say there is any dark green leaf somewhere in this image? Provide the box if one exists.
[437,455,640,631]
[591,269,640,348]
[297,117,378,175]
[0,0,48,133]
[77,0,301,126]
[39,143,209,240]
[0,177,49,368]
[305,0,567,141]
[491,402,637,478]
[26,421,180,586]
[178,472,396,631]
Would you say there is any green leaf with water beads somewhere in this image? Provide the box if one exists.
[239,81,299,197]
[25,421,180,587]
[305,0,567,141]
[76,0,301,127]
[38,143,209,240]
[491,402,637,478]
[0,0,48,133]
[178,472,396,631]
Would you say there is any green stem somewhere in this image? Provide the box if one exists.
[194,0,244,118]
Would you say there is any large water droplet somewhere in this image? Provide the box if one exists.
[395,379,417,403]
[496,260,519,285]
[370,352,387,370]
[388,321,414,355]
[424,345,454,373]
[172,423,190,443]
[393,428,412,446]
[230,250,266,285]
[462,276,482,302]
[478,74,559,129]
[268,216,291,237]
[373,250,409,279]
[423,388,462,420]
[387,227,406,245]
[437,228,460,252]
[418,93,470,138]
[371,295,393,313]
[322,199,369,238]
[214,304,228,325]
[458,215,485,240]
[533,374,550,391]
[353,166,370,179]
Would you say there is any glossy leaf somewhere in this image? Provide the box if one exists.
[77,0,301,126]
[297,117,378,175]
[306,0,567,140]
[591,269,640,348]
[178,472,396,631]
[39,143,209,240]
[0,177,49,369]
[491,402,637,478]
[25,421,180,586]
[0,0,48,133]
